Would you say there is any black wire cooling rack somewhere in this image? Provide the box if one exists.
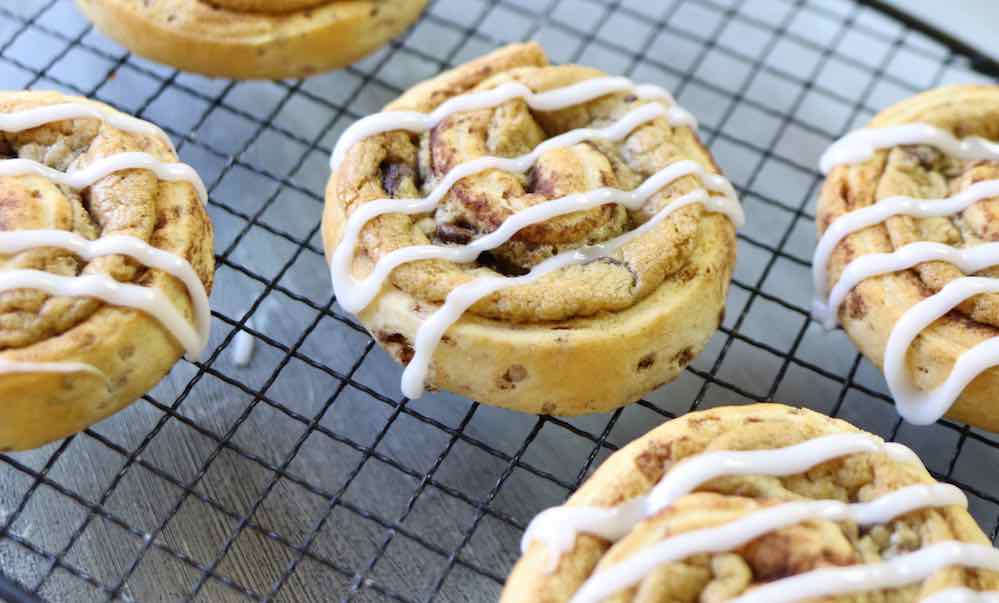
[1,0,999,601]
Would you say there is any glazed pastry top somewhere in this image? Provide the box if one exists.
[814,85,999,426]
[0,92,213,365]
[818,85,999,330]
[503,404,998,603]
[329,42,738,325]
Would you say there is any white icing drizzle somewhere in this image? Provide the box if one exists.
[884,277,999,424]
[726,542,999,603]
[522,432,919,571]
[331,103,710,314]
[814,124,999,425]
[922,588,999,603]
[399,187,742,398]
[0,102,175,152]
[569,484,968,603]
[0,230,211,357]
[819,123,999,174]
[0,104,211,374]
[815,242,999,330]
[334,159,738,316]
[0,153,207,204]
[231,319,256,367]
[644,433,919,511]
[0,270,203,360]
[327,75,742,399]
[329,76,695,171]
[812,178,999,321]
[0,360,105,380]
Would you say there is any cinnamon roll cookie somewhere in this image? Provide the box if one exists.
[815,85,999,430]
[0,91,214,451]
[322,43,742,413]
[504,404,998,603]
[74,0,428,79]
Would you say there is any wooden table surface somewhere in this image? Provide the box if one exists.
[2,0,999,601]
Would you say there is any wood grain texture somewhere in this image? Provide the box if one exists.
[2,0,998,601]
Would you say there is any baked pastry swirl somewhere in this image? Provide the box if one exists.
[504,404,999,602]
[815,85,999,430]
[322,43,742,414]
[74,0,428,79]
[0,91,214,451]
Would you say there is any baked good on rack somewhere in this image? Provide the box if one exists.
[322,42,742,414]
[815,85,999,431]
[0,91,214,451]
[503,403,998,602]
[74,0,428,79]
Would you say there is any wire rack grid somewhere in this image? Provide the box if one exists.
[0,0,997,601]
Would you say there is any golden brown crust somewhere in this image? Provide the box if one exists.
[322,43,737,414]
[501,404,996,602]
[208,0,328,12]
[817,84,999,431]
[74,0,428,79]
[0,90,214,451]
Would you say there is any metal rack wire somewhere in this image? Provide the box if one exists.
[0,0,998,601]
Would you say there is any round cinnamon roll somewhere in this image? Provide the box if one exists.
[74,0,428,79]
[505,404,997,603]
[322,43,741,414]
[0,91,214,451]
[815,85,999,431]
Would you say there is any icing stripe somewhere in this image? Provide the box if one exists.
[399,188,742,399]
[812,179,999,305]
[819,124,999,174]
[329,76,695,171]
[728,542,999,603]
[0,360,105,380]
[231,319,256,367]
[0,230,211,356]
[0,270,203,360]
[334,157,740,314]
[815,241,999,330]
[569,485,967,603]
[0,153,207,204]
[922,588,999,603]
[331,103,712,313]
[644,433,918,511]
[522,433,920,571]
[0,102,175,152]
[884,277,999,425]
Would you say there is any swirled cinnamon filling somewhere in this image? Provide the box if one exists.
[335,67,726,324]
[873,144,999,327]
[0,97,212,352]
